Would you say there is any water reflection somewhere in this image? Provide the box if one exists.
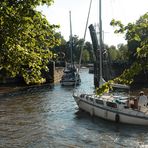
[0,69,148,147]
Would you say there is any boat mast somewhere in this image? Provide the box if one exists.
[69,11,74,68]
[78,0,92,72]
[99,0,106,86]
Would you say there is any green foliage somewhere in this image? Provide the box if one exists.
[84,41,94,63]
[111,12,148,65]
[57,35,93,64]
[96,62,143,95]
[117,44,129,61]
[107,44,129,62]
[108,45,118,61]
[72,36,84,62]
[110,19,124,33]
[82,49,90,64]
[110,12,148,80]
[50,33,67,61]
[96,12,148,95]
[113,62,142,84]
[96,81,111,95]
[0,0,60,84]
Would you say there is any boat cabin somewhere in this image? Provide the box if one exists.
[79,93,139,110]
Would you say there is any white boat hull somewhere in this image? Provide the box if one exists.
[60,79,81,86]
[74,95,148,125]
[60,67,81,86]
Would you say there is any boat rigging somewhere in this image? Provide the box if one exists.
[73,0,148,125]
[60,11,81,86]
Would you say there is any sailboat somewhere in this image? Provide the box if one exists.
[60,11,81,86]
[73,0,148,125]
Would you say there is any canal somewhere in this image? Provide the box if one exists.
[0,68,148,147]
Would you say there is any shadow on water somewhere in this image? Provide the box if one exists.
[0,84,53,99]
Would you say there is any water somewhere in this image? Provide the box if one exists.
[0,68,148,148]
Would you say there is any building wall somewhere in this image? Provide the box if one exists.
[53,67,64,84]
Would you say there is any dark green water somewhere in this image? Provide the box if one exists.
[0,69,148,148]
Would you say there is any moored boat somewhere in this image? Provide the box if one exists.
[60,11,81,86]
[60,65,81,86]
[73,0,148,125]
[73,84,148,125]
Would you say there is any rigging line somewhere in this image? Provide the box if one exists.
[78,0,93,73]
[73,0,92,93]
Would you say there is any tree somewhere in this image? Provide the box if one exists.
[117,44,129,61]
[97,12,148,94]
[111,12,148,64]
[108,45,118,61]
[110,12,148,84]
[72,36,84,63]
[107,44,129,62]
[51,33,67,62]
[83,41,94,63]
[59,35,93,64]
[0,0,60,84]
[82,49,90,64]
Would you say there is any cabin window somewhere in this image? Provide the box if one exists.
[106,102,117,108]
[95,99,104,105]
[80,94,85,98]
[90,97,93,102]
[86,95,90,100]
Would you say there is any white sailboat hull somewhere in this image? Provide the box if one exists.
[60,66,81,86]
[74,95,148,125]
[61,79,81,86]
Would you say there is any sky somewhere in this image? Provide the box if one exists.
[37,0,148,46]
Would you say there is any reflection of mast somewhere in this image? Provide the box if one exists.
[69,11,74,67]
